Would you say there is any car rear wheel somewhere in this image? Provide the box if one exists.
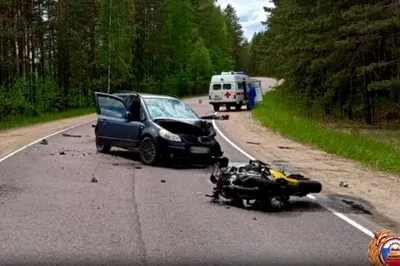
[96,138,111,153]
[226,104,232,111]
[235,104,242,111]
[139,137,160,165]
[213,104,220,112]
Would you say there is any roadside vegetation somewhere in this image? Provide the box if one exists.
[0,0,249,130]
[248,1,400,174]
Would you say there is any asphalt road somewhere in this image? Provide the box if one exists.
[0,80,372,265]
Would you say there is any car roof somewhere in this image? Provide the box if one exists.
[113,92,178,100]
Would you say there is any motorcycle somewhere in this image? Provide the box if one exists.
[206,156,322,210]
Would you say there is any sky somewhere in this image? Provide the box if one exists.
[216,0,275,41]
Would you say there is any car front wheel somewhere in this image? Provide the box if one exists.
[139,137,160,165]
[96,138,111,153]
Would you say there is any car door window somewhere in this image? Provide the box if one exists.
[140,105,146,121]
[213,84,221,90]
[223,84,232,90]
[98,95,126,118]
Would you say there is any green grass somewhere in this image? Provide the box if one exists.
[0,107,95,131]
[252,90,400,175]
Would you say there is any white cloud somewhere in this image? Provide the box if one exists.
[216,0,275,41]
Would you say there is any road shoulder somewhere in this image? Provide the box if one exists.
[0,114,95,160]
[216,110,400,233]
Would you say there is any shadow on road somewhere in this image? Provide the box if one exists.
[108,149,213,170]
[209,198,324,218]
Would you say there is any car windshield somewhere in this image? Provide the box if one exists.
[143,97,199,120]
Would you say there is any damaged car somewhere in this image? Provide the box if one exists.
[93,91,224,165]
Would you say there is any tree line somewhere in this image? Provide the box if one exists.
[0,0,249,121]
[248,0,400,124]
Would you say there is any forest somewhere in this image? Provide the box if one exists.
[0,0,249,122]
[248,0,400,125]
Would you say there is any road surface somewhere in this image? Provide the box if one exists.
[0,79,372,265]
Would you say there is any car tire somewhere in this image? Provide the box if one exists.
[96,138,111,153]
[226,104,231,111]
[235,104,242,111]
[139,137,160,165]
[213,104,220,112]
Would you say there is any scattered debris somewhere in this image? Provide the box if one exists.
[39,139,48,145]
[278,146,292,149]
[253,217,257,220]
[246,141,260,145]
[59,151,66,155]
[92,124,96,128]
[91,177,98,183]
[98,207,100,210]
[160,180,166,183]
[226,206,230,209]
[342,199,372,215]
[339,181,349,188]
[200,114,229,120]
[112,163,119,166]
[198,99,202,104]
[62,133,82,138]
[134,166,142,169]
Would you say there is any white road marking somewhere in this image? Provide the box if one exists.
[211,118,375,238]
[0,118,96,163]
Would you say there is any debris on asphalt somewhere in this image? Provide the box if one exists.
[339,181,349,188]
[112,163,119,166]
[92,124,96,128]
[253,217,257,220]
[134,166,142,169]
[200,114,229,120]
[62,133,82,138]
[198,99,202,104]
[160,180,166,183]
[246,141,260,145]
[59,151,66,155]
[278,146,292,149]
[341,199,372,215]
[39,139,48,145]
[91,177,98,183]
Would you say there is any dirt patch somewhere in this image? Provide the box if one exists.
[0,114,95,159]
[217,110,400,232]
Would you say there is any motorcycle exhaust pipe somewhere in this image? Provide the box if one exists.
[297,180,322,194]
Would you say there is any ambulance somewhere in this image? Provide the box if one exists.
[208,71,250,111]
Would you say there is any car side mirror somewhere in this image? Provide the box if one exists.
[125,111,133,121]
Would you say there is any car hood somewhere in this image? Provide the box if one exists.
[153,118,216,137]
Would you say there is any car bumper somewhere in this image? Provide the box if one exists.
[157,137,223,163]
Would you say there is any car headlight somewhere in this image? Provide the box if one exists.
[159,128,181,142]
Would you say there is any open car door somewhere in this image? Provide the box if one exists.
[94,92,143,150]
